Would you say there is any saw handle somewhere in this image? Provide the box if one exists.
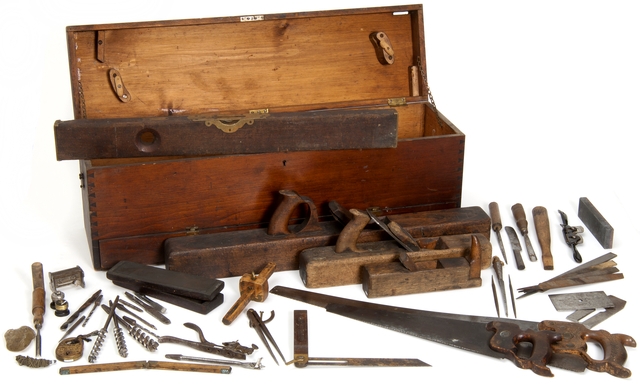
[487,321,561,377]
[540,320,636,379]
[267,190,321,236]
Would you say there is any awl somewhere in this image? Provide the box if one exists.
[488,202,508,264]
[511,203,537,262]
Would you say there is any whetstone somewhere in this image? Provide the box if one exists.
[578,197,614,249]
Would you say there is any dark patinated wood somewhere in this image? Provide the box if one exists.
[54,109,398,160]
[165,206,490,279]
[299,233,490,289]
[61,5,467,270]
[361,235,483,298]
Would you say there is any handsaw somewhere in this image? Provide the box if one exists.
[270,286,635,378]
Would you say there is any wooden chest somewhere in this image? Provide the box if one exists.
[60,4,465,270]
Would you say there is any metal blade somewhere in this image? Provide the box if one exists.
[505,226,525,270]
[306,357,430,367]
[325,303,506,359]
[495,231,508,264]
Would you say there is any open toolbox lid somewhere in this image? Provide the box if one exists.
[65,4,431,120]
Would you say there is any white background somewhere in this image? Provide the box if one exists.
[1,1,638,383]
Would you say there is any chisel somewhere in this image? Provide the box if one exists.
[511,203,537,262]
[31,262,46,357]
[505,226,525,270]
[488,202,508,264]
[532,206,554,270]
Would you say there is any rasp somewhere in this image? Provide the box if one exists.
[271,286,635,378]
[511,203,537,261]
[488,202,508,264]
[505,226,525,270]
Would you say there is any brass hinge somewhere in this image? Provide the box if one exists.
[249,108,269,114]
[387,97,407,107]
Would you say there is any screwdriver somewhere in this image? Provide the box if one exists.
[31,262,46,357]
[488,202,508,264]
[511,203,537,262]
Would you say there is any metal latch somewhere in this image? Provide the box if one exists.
[387,97,407,107]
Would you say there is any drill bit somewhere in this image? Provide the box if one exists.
[82,294,103,327]
[88,296,119,363]
[113,315,128,358]
[31,262,46,357]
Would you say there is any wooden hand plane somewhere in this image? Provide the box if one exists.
[165,190,491,279]
[299,209,491,297]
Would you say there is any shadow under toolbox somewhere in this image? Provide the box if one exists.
[58,4,466,270]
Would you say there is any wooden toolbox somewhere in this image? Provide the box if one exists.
[59,4,466,270]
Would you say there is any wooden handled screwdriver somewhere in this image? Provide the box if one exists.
[511,203,537,262]
[31,262,46,357]
[533,206,554,270]
[488,202,508,264]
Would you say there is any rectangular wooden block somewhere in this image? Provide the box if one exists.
[362,258,482,298]
[54,109,398,160]
[165,207,490,280]
[299,233,491,289]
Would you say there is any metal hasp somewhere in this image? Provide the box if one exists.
[158,322,256,360]
[270,286,636,378]
[289,309,429,367]
[517,252,623,299]
[247,309,286,365]
[559,210,584,263]
[578,197,614,249]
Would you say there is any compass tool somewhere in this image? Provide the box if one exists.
[158,322,256,360]
[511,203,537,262]
[505,226,525,270]
[247,308,286,365]
[222,262,276,325]
[559,210,584,263]
[517,252,623,299]
[488,202,508,264]
[288,310,429,367]
[271,286,635,378]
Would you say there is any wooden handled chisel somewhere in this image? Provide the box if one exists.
[488,202,508,264]
[511,203,537,262]
[533,206,554,270]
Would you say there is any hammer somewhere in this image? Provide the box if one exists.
[222,262,276,325]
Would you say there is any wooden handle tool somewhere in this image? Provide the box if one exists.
[222,262,276,325]
[532,206,554,270]
[488,202,508,264]
[511,203,537,262]
[31,262,45,357]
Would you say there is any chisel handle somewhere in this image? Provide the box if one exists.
[533,206,554,270]
[31,262,46,328]
[511,203,529,234]
[489,202,502,231]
